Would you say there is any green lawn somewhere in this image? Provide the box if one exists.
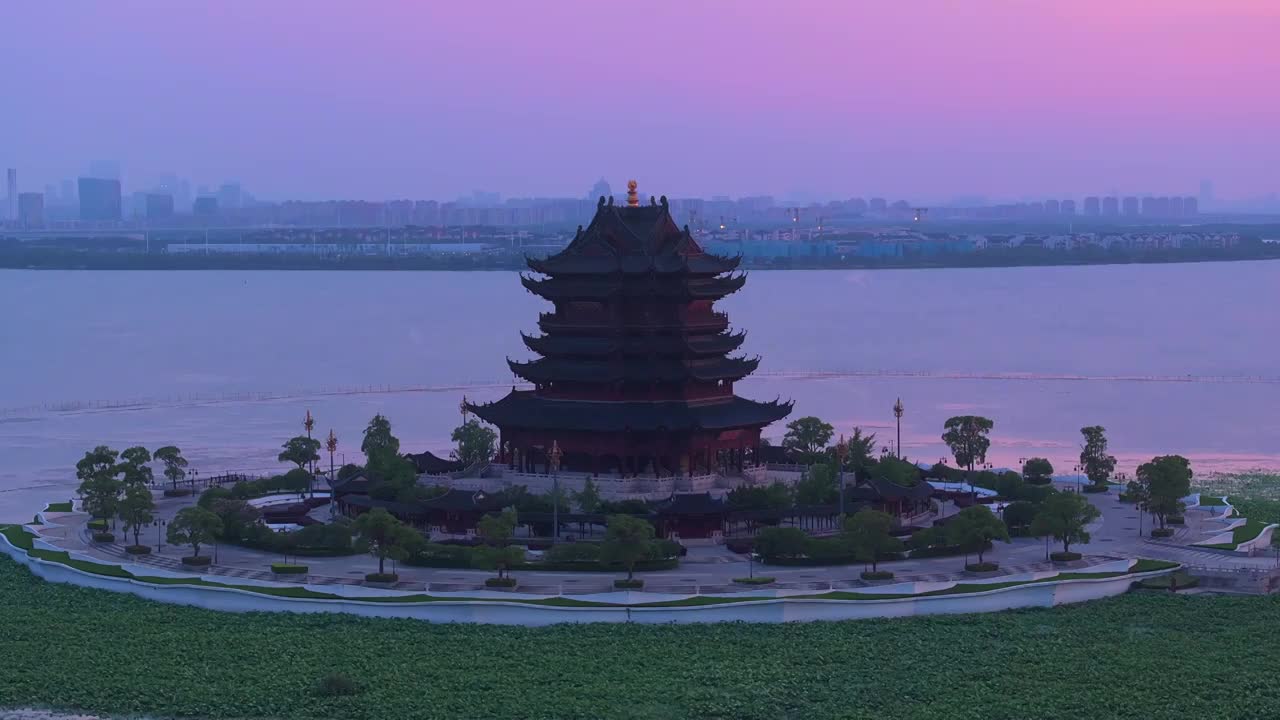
[0,556,1276,720]
[1197,496,1227,507]
[42,501,73,513]
[1196,519,1273,551]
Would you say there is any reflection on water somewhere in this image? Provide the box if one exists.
[1,262,1277,520]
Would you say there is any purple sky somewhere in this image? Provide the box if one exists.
[4,1,1278,202]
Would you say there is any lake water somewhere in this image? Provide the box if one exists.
[2,262,1278,522]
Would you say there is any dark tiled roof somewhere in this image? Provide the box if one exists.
[467,392,792,433]
[341,495,426,519]
[508,356,759,385]
[655,492,727,516]
[405,450,464,475]
[520,330,747,358]
[420,488,491,511]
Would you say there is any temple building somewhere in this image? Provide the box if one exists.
[467,184,791,479]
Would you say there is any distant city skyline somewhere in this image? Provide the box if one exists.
[3,2,1278,202]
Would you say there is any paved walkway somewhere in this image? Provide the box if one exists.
[27,481,1276,595]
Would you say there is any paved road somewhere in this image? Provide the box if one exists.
[30,481,1276,594]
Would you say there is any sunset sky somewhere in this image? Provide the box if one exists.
[3,1,1277,201]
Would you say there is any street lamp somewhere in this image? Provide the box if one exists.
[550,440,563,544]
[835,435,849,516]
[190,468,199,494]
[303,410,316,494]
[326,429,338,492]
[153,519,167,550]
[1073,464,1082,493]
[893,398,904,460]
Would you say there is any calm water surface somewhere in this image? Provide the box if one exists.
[2,262,1278,521]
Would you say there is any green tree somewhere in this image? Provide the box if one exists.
[726,482,793,511]
[474,508,521,579]
[1001,500,1038,531]
[842,509,904,572]
[782,416,834,463]
[118,484,156,548]
[1137,455,1192,530]
[871,456,922,487]
[795,463,838,505]
[75,446,121,522]
[753,527,809,561]
[279,436,321,473]
[167,506,223,559]
[573,478,602,513]
[945,505,1008,566]
[118,446,154,489]
[1022,457,1055,484]
[153,446,188,491]
[841,426,878,472]
[209,498,263,542]
[1030,492,1101,553]
[1079,426,1117,488]
[361,414,400,461]
[450,419,497,468]
[600,514,656,581]
[352,508,420,576]
[941,416,994,472]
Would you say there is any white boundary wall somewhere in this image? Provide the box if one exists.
[1,528,1169,626]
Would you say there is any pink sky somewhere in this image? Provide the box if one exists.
[3,1,1277,201]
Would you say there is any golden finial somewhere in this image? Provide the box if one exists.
[626,179,639,207]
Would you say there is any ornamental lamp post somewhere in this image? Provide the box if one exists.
[1074,464,1082,493]
[327,428,338,487]
[303,409,315,478]
[153,518,167,550]
[460,395,470,423]
[836,435,849,516]
[550,440,563,543]
[893,398,904,459]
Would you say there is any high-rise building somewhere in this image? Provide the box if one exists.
[1061,199,1076,215]
[1083,197,1100,216]
[18,192,43,228]
[1153,196,1170,217]
[587,177,612,202]
[1044,199,1060,215]
[217,182,242,210]
[1169,196,1184,217]
[60,179,76,206]
[146,193,175,219]
[78,177,123,221]
[1123,197,1140,216]
[1184,196,1198,215]
[1102,196,1119,216]
[1140,197,1155,216]
[6,168,16,221]
[193,196,219,216]
[1198,179,1214,209]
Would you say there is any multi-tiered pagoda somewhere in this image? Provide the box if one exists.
[467,182,791,478]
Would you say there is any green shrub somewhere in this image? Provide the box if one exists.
[732,576,775,585]
[1167,515,1185,525]
[364,572,398,584]
[1135,571,1199,590]
[965,562,999,572]
[545,542,601,563]
[485,577,517,588]
[1082,484,1108,494]
[614,579,644,589]
[87,519,108,531]
[125,545,152,556]
[1151,528,1175,538]
[404,543,474,568]
[314,673,360,697]
[91,532,115,543]
[754,527,809,561]
[181,555,212,567]
[861,570,895,581]
[1050,551,1082,562]
[271,563,308,574]
[162,488,191,498]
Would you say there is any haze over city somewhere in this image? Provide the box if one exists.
[4,0,1279,203]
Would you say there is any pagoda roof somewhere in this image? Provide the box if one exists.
[405,450,464,475]
[655,492,727,516]
[465,391,792,433]
[520,273,746,301]
[520,331,747,358]
[508,356,760,384]
[526,196,740,276]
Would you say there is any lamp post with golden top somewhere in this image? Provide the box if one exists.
[550,440,563,543]
[893,398,904,460]
[303,409,316,482]
[836,434,849,516]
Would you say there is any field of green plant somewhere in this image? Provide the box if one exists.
[2,557,1279,720]
[1195,472,1280,526]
